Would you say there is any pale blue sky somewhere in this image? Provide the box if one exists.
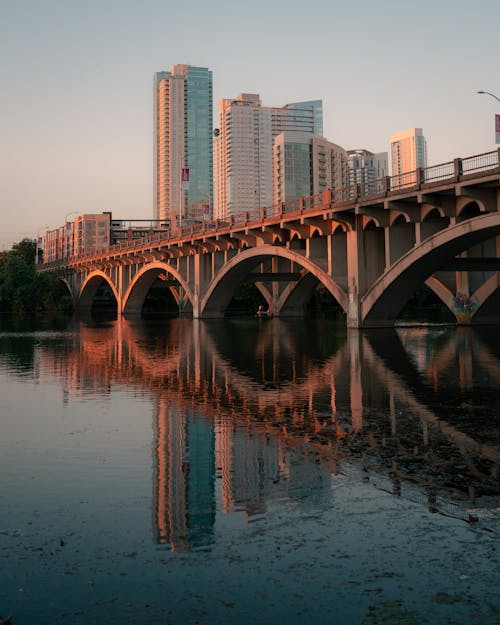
[1,0,499,248]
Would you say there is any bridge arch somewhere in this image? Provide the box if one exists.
[422,205,446,220]
[421,208,450,241]
[198,246,348,318]
[122,262,194,316]
[78,270,120,313]
[361,212,500,327]
[456,199,483,221]
[389,212,411,226]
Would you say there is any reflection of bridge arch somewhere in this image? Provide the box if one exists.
[78,270,120,312]
[122,262,194,316]
[362,212,500,326]
[199,246,348,318]
[362,330,500,468]
[37,318,500,517]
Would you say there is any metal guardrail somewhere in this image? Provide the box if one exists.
[421,161,455,184]
[40,149,499,268]
[462,150,498,174]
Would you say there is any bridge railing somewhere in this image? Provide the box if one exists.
[388,171,419,191]
[39,149,500,267]
[461,150,499,175]
[421,161,455,184]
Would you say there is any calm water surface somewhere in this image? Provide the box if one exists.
[0,315,499,625]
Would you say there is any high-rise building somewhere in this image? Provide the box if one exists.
[214,94,322,219]
[348,149,388,192]
[390,128,427,186]
[154,65,213,224]
[273,133,349,204]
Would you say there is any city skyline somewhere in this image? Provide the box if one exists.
[1,0,499,249]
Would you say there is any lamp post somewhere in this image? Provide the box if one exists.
[477,90,500,145]
[477,90,500,104]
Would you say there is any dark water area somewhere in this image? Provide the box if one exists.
[0,313,499,625]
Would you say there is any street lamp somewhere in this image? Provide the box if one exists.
[477,90,500,145]
[477,90,500,104]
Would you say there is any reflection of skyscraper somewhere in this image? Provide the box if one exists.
[153,398,215,551]
[154,65,213,223]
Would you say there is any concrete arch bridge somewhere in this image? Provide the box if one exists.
[45,149,500,328]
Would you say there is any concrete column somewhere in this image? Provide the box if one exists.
[118,265,124,313]
[345,216,366,328]
[414,222,421,246]
[384,227,391,270]
[192,253,213,318]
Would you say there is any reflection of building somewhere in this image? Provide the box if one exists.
[30,318,500,547]
[154,399,215,551]
[214,94,323,219]
[390,127,427,186]
[154,65,213,223]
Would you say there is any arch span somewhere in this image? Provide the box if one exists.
[361,212,500,327]
[122,262,194,316]
[198,246,348,318]
[78,270,120,313]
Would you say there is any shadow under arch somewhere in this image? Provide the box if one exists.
[122,262,194,316]
[199,246,348,318]
[78,270,120,313]
[361,212,500,327]
[59,276,75,304]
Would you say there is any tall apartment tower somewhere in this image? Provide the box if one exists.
[273,133,349,204]
[214,94,322,219]
[390,128,427,184]
[348,149,388,192]
[154,65,213,224]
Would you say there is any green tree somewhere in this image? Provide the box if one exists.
[0,238,71,313]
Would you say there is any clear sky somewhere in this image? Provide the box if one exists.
[1,0,499,249]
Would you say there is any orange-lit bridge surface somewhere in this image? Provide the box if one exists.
[43,149,500,327]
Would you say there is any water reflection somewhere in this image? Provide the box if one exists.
[1,316,499,551]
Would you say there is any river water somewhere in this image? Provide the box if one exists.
[0,314,499,625]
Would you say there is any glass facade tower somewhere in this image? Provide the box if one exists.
[154,65,213,223]
[214,94,323,219]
